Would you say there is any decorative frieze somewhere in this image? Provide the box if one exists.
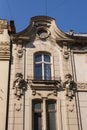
[0,20,8,34]
[0,42,10,59]
[77,83,87,90]
[0,20,8,29]
[0,29,4,34]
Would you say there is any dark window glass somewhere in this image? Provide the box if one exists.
[35,54,42,62]
[46,100,56,130]
[33,100,42,130]
[34,64,42,80]
[34,53,51,80]
[44,54,50,62]
[44,64,51,80]
[47,101,56,110]
[33,101,42,111]
[34,113,42,130]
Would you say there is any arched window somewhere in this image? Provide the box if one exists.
[34,53,51,80]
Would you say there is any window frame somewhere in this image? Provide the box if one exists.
[34,52,52,80]
[32,99,43,130]
[46,100,57,130]
[32,99,57,130]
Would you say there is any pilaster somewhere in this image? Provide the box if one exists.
[0,19,10,130]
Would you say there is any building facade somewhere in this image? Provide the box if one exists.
[0,16,87,130]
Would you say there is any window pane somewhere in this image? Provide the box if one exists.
[34,53,51,80]
[47,112,56,130]
[34,64,42,80]
[44,54,50,62]
[46,100,56,130]
[33,100,42,130]
[35,54,42,62]
[34,113,42,130]
[47,101,55,110]
[44,64,51,80]
[33,101,42,111]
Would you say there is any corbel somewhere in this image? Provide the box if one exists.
[32,89,42,97]
[47,90,57,97]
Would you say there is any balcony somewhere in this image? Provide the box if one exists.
[27,77,61,90]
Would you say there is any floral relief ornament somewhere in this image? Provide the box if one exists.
[77,83,87,89]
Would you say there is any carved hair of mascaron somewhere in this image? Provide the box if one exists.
[65,73,72,79]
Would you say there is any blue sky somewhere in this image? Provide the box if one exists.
[0,0,87,33]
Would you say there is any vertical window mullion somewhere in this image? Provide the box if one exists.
[42,99,47,130]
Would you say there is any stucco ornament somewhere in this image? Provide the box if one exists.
[63,51,69,59]
[36,28,50,40]
[16,44,23,58]
[63,73,75,100]
[13,73,27,100]
[78,83,87,90]
[0,89,4,100]
[63,42,69,59]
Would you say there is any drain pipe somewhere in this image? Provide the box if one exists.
[5,36,12,130]
[23,45,26,130]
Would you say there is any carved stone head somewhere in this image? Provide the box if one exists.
[64,73,72,84]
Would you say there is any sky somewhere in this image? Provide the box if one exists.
[0,0,87,33]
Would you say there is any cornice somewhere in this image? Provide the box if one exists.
[11,16,87,46]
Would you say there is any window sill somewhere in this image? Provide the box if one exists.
[30,79,61,90]
[32,79,60,85]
